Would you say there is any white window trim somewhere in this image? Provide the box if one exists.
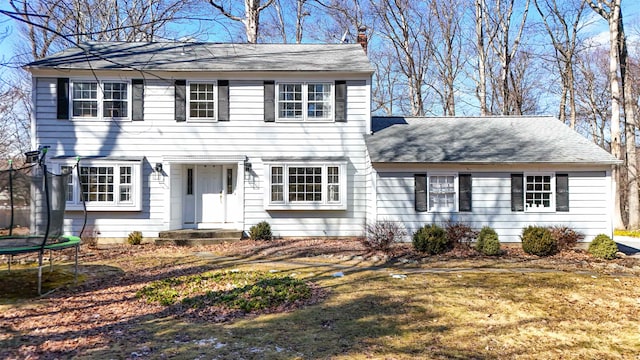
[427,172,458,213]
[69,79,132,121]
[524,172,556,213]
[54,159,142,211]
[187,80,218,122]
[275,81,334,122]
[264,161,347,210]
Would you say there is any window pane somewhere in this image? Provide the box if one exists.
[80,166,115,204]
[525,174,552,209]
[429,175,455,211]
[271,166,284,202]
[103,83,128,118]
[72,82,98,117]
[189,83,216,119]
[307,83,331,119]
[327,166,340,202]
[288,166,322,202]
[61,166,74,202]
[278,84,303,119]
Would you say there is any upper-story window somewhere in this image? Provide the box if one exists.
[188,81,217,121]
[277,82,333,122]
[71,80,130,120]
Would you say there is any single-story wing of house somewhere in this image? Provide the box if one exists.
[365,116,620,242]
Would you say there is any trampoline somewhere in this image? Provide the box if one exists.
[0,148,84,295]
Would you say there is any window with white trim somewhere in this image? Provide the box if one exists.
[429,175,456,211]
[71,80,130,120]
[265,162,346,210]
[188,81,217,121]
[56,160,142,211]
[525,173,554,211]
[277,82,333,121]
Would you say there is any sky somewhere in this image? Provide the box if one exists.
[2,1,640,77]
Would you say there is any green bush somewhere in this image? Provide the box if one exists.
[588,234,618,260]
[548,225,584,251]
[476,226,501,256]
[412,224,450,255]
[521,225,557,256]
[250,221,273,241]
[127,231,143,245]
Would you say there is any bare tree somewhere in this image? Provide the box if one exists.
[617,6,639,229]
[485,0,530,115]
[427,0,466,116]
[574,48,610,149]
[371,0,431,116]
[0,79,31,166]
[207,0,275,43]
[534,0,587,129]
[474,0,490,115]
[263,0,309,43]
[587,0,624,228]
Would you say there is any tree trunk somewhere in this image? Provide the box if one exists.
[606,3,624,229]
[618,9,640,229]
[475,0,488,116]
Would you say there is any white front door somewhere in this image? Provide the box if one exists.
[197,164,224,224]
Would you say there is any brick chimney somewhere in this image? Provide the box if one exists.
[357,26,368,54]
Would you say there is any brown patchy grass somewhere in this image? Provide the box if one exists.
[1,240,639,359]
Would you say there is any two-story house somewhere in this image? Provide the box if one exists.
[27,40,619,243]
[27,41,373,241]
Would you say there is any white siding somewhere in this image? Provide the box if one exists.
[374,167,613,242]
[35,76,370,238]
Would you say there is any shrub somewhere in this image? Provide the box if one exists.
[362,220,406,252]
[250,221,273,241]
[413,224,451,255]
[445,221,478,249]
[82,227,100,248]
[127,231,143,245]
[548,225,584,251]
[588,234,618,260]
[476,226,501,256]
[521,225,557,256]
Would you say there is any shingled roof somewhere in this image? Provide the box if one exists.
[366,116,619,165]
[26,42,373,73]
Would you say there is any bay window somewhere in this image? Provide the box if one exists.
[265,162,346,210]
[55,158,142,211]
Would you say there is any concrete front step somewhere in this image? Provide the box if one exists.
[157,229,243,240]
[154,237,241,246]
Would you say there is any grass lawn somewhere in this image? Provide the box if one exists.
[1,241,639,359]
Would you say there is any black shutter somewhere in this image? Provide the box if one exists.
[264,81,275,122]
[57,78,69,120]
[459,174,472,212]
[175,80,186,122]
[335,80,347,122]
[218,80,229,121]
[415,174,427,212]
[511,174,524,212]
[556,173,569,212]
[132,79,144,121]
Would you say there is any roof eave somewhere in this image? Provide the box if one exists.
[371,160,621,166]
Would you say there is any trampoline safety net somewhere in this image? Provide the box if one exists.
[0,163,73,248]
